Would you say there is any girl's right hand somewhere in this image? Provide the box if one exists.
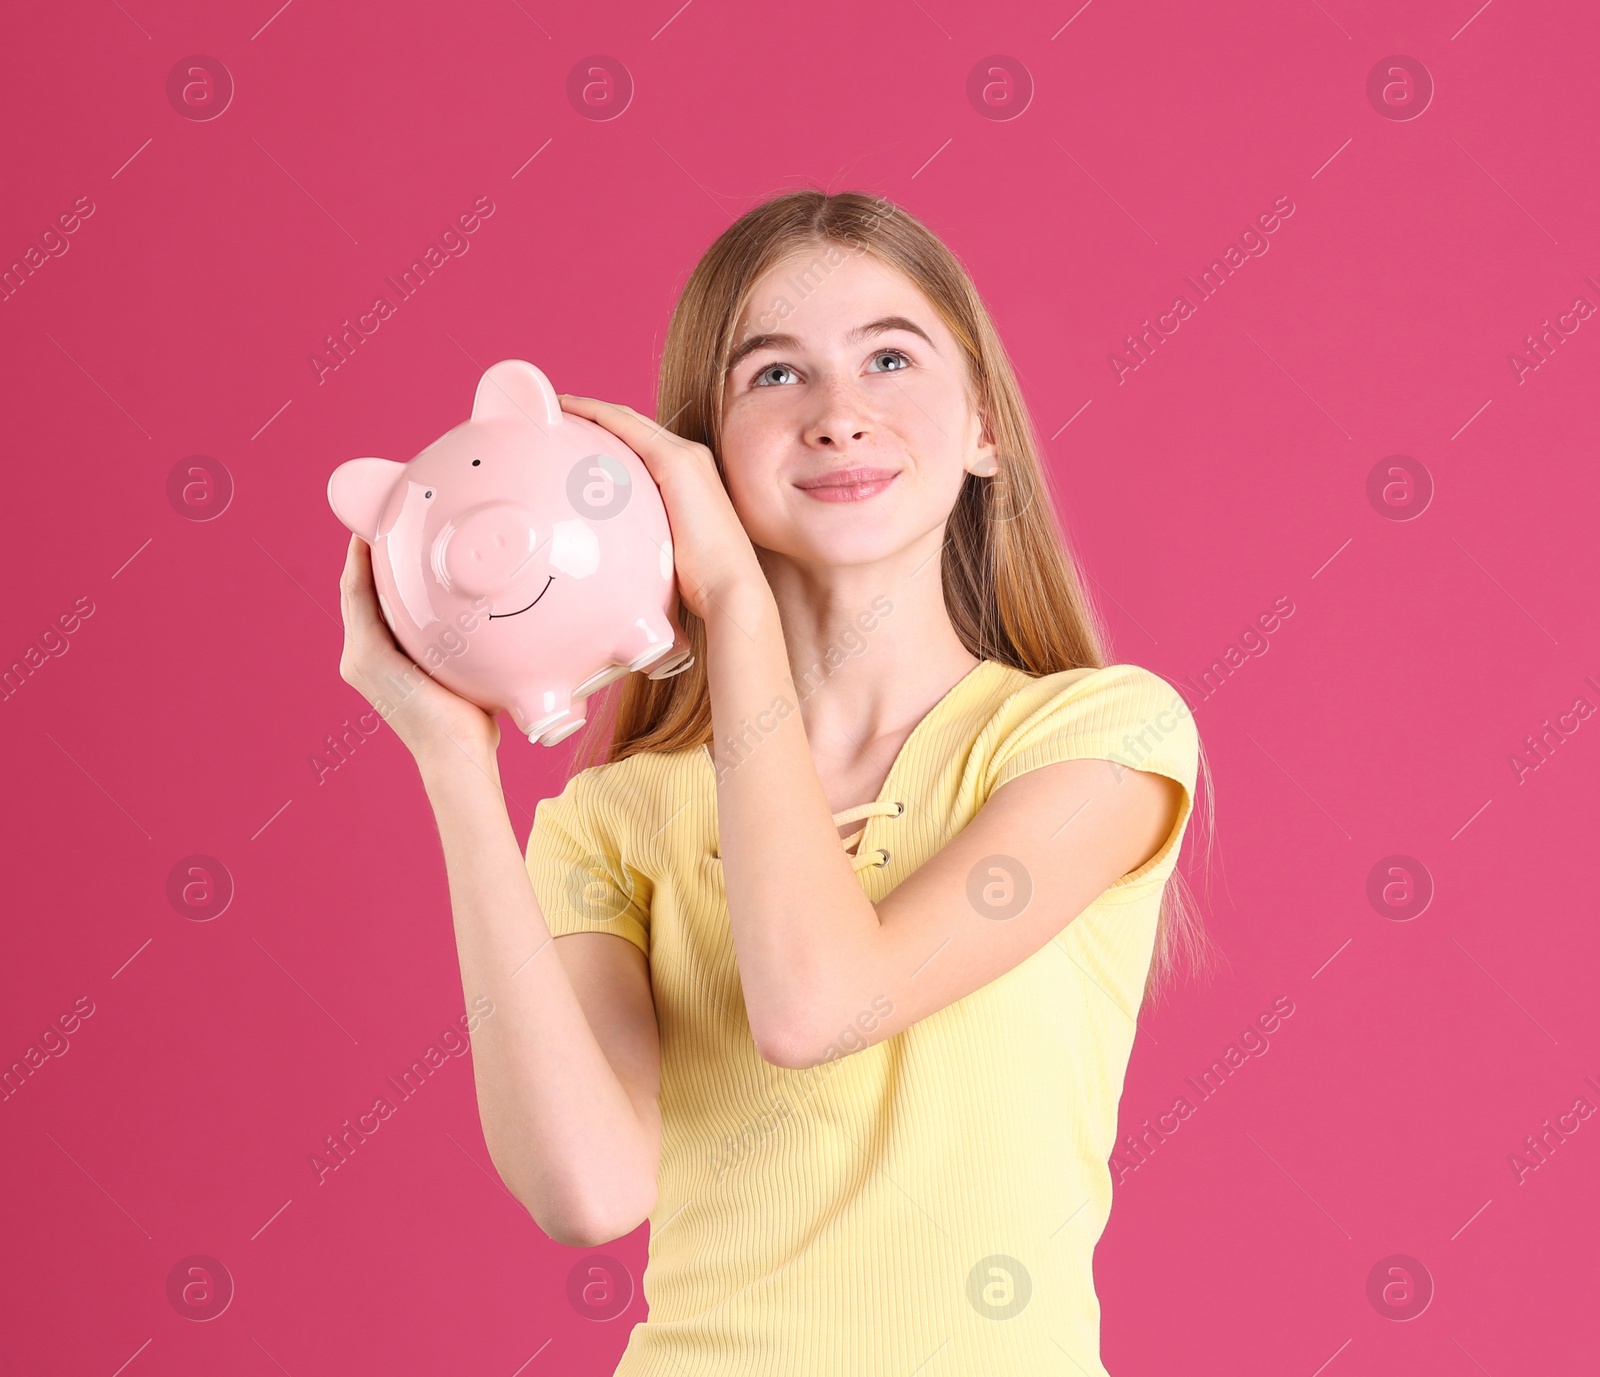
[337,533,501,769]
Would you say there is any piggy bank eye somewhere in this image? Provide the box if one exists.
[472,459,481,466]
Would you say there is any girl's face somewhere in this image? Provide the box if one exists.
[717,246,997,570]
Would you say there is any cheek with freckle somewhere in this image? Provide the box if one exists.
[717,415,782,501]
[708,438,772,538]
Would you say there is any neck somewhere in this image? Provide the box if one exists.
[754,538,981,759]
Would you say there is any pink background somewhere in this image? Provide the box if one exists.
[3,1,1597,1372]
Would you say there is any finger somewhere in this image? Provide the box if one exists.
[338,536,388,639]
[561,391,709,450]
[557,393,683,455]
[557,393,654,426]
[338,533,368,607]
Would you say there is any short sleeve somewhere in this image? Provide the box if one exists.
[985,663,1200,903]
[525,771,651,956]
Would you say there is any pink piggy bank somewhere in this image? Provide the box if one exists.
[327,360,693,746]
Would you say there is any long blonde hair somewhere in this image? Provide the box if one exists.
[567,188,1218,1008]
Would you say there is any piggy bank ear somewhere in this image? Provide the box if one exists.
[328,458,406,540]
[472,360,564,430]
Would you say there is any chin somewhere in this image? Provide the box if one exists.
[772,523,923,569]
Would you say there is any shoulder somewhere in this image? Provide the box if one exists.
[977,661,1199,797]
[527,750,701,953]
[532,745,708,853]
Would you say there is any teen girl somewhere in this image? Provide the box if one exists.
[336,189,1211,1375]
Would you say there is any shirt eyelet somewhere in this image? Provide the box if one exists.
[890,801,905,818]
[876,849,891,867]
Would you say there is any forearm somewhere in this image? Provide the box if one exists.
[703,582,882,1061]
[418,749,656,1242]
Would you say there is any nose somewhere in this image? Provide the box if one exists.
[434,502,542,596]
[805,376,872,449]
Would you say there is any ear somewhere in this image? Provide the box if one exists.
[967,421,1000,478]
[965,392,1000,476]
[328,458,406,540]
[472,359,564,429]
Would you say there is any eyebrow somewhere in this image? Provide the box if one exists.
[726,315,937,374]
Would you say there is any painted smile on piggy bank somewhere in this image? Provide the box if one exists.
[327,359,692,746]
[487,576,554,619]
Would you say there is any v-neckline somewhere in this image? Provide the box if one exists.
[698,658,997,813]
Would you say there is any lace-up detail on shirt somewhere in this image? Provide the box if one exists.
[831,799,904,871]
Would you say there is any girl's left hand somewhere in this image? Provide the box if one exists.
[556,393,763,622]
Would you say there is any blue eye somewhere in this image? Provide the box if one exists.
[868,349,911,372]
[753,363,798,387]
[751,350,912,387]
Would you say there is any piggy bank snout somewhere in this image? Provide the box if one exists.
[435,502,542,596]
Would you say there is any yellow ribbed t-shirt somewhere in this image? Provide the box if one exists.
[525,660,1200,1376]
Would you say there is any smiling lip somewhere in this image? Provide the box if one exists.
[795,468,899,502]
[488,575,553,619]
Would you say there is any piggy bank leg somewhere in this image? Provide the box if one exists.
[535,714,587,747]
[509,692,588,748]
[623,613,676,675]
[648,620,695,680]
[624,614,694,678]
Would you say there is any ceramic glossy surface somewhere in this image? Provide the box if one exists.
[328,360,692,745]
